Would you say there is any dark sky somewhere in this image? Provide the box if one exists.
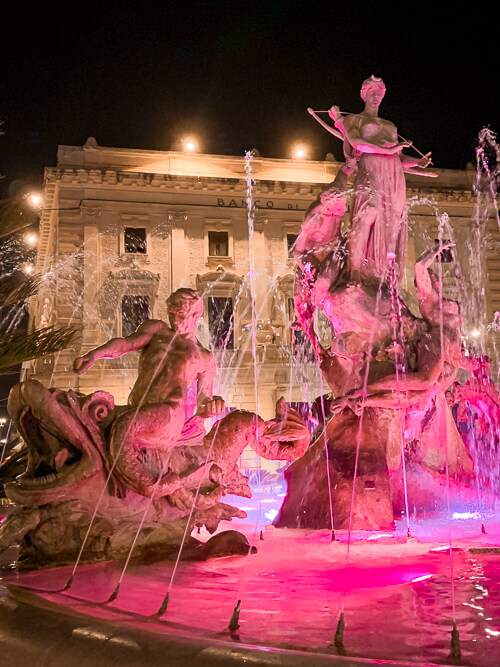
[0,0,499,196]
[0,1,498,408]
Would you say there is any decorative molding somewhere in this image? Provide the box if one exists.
[168,211,188,228]
[119,213,149,222]
[203,218,232,228]
[80,205,102,218]
[254,214,268,232]
[206,256,234,270]
[196,271,245,298]
[49,163,478,205]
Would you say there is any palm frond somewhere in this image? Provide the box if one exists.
[0,325,77,373]
[0,195,36,239]
[0,272,42,310]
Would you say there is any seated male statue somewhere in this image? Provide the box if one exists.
[74,288,227,497]
[74,288,310,501]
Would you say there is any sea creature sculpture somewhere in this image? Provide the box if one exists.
[0,289,309,567]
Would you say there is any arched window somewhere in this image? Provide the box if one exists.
[196,271,245,352]
[96,269,160,342]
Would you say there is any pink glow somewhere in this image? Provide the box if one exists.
[5,524,500,666]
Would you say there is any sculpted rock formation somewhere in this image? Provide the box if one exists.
[1,289,309,567]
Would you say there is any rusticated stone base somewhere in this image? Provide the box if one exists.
[275,407,400,531]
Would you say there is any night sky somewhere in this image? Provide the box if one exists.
[1,0,499,197]
[0,2,498,409]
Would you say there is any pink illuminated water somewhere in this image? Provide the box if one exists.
[2,135,500,666]
[4,522,500,665]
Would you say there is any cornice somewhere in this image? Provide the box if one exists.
[45,166,475,204]
[47,167,323,198]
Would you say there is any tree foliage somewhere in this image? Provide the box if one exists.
[0,272,41,310]
[0,195,76,376]
[0,325,77,372]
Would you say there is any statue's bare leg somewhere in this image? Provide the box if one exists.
[108,400,190,496]
[348,207,377,283]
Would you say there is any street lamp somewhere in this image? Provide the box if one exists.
[181,136,199,152]
[28,193,42,208]
[291,144,309,160]
[25,232,38,246]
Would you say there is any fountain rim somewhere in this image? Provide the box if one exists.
[4,581,458,667]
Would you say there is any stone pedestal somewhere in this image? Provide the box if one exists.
[276,407,399,531]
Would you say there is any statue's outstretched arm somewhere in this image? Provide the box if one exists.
[74,320,163,374]
[341,346,442,397]
[417,241,454,271]
[366,360,441,392]
[414,261,435,304]
[414,241,455,310]
[196,356,225,418]
[402,166,438,178]
[401,150,433,169]
[307,108,344,141]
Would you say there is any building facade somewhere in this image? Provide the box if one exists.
[28,139,499,428]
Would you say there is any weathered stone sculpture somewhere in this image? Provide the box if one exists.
[308,75,435,285]
[0,289,310,566]
[277,78,474,531]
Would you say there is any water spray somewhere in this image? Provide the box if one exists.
[387,251,412,540]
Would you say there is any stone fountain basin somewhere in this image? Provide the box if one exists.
[2,518,500,666]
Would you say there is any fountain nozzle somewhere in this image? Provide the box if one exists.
[450,621,461,664]
[228,599,241,633]
[334,612,346,655]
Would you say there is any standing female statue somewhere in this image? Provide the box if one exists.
[309,75,434,284]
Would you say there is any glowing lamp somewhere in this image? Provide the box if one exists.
[29,194,42,207]
[470,328,482,339]
[292,144,308,160]
[25,233,38,246]
[24,264,34,275]
[182,136,199,152]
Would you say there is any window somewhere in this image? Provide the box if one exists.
[208,296,234,349]
[121,295,150,337]
[287,233,298,255]
[435,238,453,263]
[124,227,147,254]
[208,231,229,257]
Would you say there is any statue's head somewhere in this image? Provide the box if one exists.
[360,75,386,105]
[167,288,203,334]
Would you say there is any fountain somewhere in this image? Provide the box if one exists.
[0,77,499,666]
